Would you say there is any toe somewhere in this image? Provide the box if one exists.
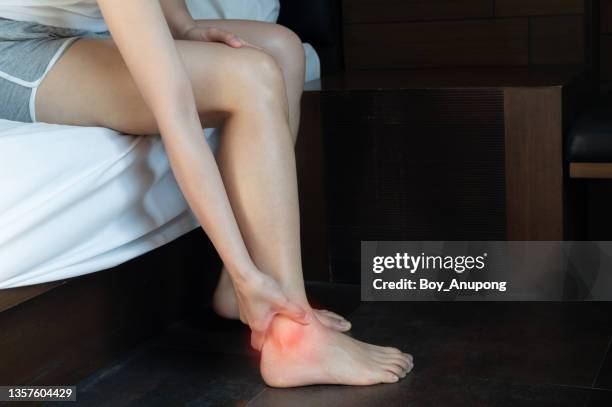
[375,348,406,360]
[381,371,400,384]
[389,356,411,372]
[379,353,414,375]
[369,344,403,355]
[373,353,408,370]
[394,352,413,366]
[384,362,406,378]
[367,344,392,353]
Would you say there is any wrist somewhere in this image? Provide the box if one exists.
[178,22,197,39]
[225,260,259,285]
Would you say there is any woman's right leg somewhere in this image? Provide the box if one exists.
[35,37,412,386]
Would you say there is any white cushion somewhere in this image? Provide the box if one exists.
[186,0,280,22]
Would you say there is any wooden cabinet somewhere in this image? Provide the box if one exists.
[309,67,587,282]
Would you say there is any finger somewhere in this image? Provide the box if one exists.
[315,309,350,325]
[236,299,248,325]
[317,309,348,322]
[242,40,266,51]
[250,310,277,333]
[318,315,351,332]
[277,299,311,325]
[208,27,243,48]
[251,331,265,351]
[314,310,344,325]
[227,34,244,48]
[249,319,266,333]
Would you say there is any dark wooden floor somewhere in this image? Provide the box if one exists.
[39,283,612,407]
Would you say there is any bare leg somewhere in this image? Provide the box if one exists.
[36,36,412,386]
[196,20,350,331]
[194,20,305,140]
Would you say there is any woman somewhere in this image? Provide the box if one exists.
[0,0,413,387]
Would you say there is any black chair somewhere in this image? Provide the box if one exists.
[567,94,612,178]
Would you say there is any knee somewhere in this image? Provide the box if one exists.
[264,25,306,79]
[267,25,305,66]
[231,48,289,114]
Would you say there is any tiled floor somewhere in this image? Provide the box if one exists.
[49,283,612,406]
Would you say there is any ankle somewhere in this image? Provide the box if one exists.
[260,315,321,387]
[280,285,309,308]
[266,315,307,352]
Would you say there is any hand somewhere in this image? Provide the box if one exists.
[181,25,258,49]
[232,269,311,349]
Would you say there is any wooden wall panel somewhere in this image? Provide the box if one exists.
[601,35,612,80]
[342,1,585,71]
[343,0,493,24]
[505,87,564,240]
[344,18,529,70]
[530,15,585,64]
[496,0,584,16]
[602,0,612,33]
[323,88,506,283]
[601,1,612,86]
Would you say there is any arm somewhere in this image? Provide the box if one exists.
[159,0,196,38]
[97,0,308,334]
[98,0,237,271]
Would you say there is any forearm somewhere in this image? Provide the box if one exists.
[99,0,255,281]
[156,99,256,278]
[160,0,196,38]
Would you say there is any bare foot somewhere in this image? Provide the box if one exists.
[260,314,413,387]
[212,267,352,331]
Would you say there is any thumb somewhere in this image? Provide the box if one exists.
[225,33,244,48]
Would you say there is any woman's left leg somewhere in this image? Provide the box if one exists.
[194,20,305,140]
[201,20,350,331]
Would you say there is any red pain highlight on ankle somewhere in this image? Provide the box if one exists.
[269,316,305,352]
